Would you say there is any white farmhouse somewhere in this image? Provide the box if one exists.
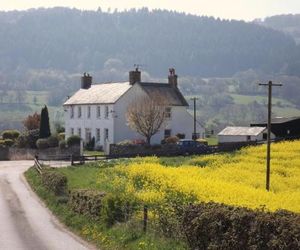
[63,69,204,148]
[218,126,275,144]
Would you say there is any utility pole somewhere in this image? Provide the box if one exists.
[190,97,199,140]
[259,81,282,191]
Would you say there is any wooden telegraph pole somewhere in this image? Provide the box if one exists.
[190,97,199,140]
[259,81,282,191]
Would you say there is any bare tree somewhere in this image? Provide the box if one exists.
[126,94,168,144]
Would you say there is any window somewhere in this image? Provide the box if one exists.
[165,107,172,119]
[104,128,109,140]
[71,128,74,135]
[78,106,82,118]
[87,106,91,118]
[164,129,171,138]
[97,106,101,118]
[105,106,109,119]
[246,135,251,141]
[70,106,74,118]
[263,133,267,140]
[96,128,100,142]
[78,128,81,138]
[85,128,91,142]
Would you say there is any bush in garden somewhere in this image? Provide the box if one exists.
[59,140,67,150]
[67,135,81,147]
[16,129,39,148]
[47,135,59,148]
[36,138,49,149]
[1,130,20,140]
[85,137,95,151]
[41,170,68,196]
[3,139,14,147]
[165,136,179,144]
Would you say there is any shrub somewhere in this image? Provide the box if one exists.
[57,132,65,141]
[85,137,95,151]
[165,136,179,144]
[16,129,39,148]
[1,130,20,140]
[182,203,300,250]
[101,193,137,227]
[68,189,106,219]
[117,140,133,146]
[67,135,81,147]
[3,139,14,147]
[0,139,6,147]
[59,140,67,150]
[36,138,49,149]
[47,135,59,148]
[41,170,68,196]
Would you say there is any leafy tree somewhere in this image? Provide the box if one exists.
[126,94,168,144]
[23,112,41,130]
[39,105,51,138]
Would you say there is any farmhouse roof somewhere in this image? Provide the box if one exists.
[218,126,266,136]
[64,81,189,106]
[63,82,132,105]
[139,82,189,106]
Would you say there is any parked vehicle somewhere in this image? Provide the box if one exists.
[177,139,211,155]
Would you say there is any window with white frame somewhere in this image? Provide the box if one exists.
[165,107,172,119]
[85,128,91,142]
[78,106,82,118]
[87,106,91,118]
[104,128,109,141]
[105,106,109,119]
[70,106,74,118]
[71,128,74,135]
[78,128,81,138]
[97,106,101,118]
[96,128,100,142]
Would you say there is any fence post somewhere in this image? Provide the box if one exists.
[143,205,148,232]
[71,154,74,166]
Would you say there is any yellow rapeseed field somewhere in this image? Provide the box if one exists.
[98,140,300,213]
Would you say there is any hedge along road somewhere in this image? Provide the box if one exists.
[0,161,94,250]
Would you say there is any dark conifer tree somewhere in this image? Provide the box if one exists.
[39,105,51,138]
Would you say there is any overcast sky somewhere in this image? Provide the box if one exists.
[0,0,299,21]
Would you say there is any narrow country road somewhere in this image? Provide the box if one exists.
[0,161,93,250]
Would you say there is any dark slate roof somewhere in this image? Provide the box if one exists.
[252,116,300,125]
[139,82,189,106]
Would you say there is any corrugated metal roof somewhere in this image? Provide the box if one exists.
[218,126,266,136]
[252,116,300,125]
[140,82,189,106]
[63,82,132,105]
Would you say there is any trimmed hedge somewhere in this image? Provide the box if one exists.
[182,203,300,250]
[68,189,106,219]
[1,130,20,140]
[67,135,81,147]
[47,135,59,147]
[59,140,67,149]
[41,170,68,196]
[0,139,14,147]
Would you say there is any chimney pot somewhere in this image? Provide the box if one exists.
[129,68,141,85]
[81,73,92,89]
[168,68,178,88]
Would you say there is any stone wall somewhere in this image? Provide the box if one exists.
[110,144,181,157]
[0,146,80,161]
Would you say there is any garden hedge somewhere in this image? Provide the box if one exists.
[182,202,300,250]
[41,170,68,196]
[68,189,106,219]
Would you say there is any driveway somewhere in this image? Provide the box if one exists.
[0,160,93,250]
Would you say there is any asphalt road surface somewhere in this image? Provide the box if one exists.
[0,161,93,250]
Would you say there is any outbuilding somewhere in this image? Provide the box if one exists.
[218,126,275,144]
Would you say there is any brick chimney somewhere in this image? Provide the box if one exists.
[81,73,92,89]
[129,67,141,85]
[168,68,178,88]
